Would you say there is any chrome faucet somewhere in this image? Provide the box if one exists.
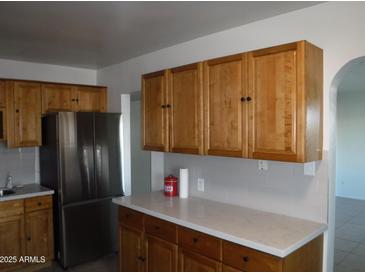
[5,174,14,190]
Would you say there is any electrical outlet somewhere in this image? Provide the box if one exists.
[197,178,205,192]
[304,162,316,176]
[258,160,268,171]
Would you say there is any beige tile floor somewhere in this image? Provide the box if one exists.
[335,197,365,271]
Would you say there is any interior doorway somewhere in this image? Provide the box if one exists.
[333,59,365,271]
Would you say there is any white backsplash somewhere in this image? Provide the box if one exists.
[164,152,328,223]
[0,143,39,187]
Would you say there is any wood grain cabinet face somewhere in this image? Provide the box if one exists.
[12,81,42,147]
[119,225,145,272]
[142,71,168,152]
[204,54,248,157]
[41,84,75,113]
[145,235,178,272]
[25,209,54,261]
[0,215,25,271]
[248,44,299,162]
[248,41,323,162]
[75,86,107,112]
[0,80,5,141]
[168,63,203,154]
[178,248,222,272]
[0,80,5,107]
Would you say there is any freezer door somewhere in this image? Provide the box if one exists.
[59,112,96,205]
[60,198,118,268]
[94,113,123,198]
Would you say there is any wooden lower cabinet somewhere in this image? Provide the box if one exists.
[0,215,25,271]
[118,206,324,272]
[179,248,221,272]
[146,235,178,271]
[119,225,145,272]
[0,196,54,271]
[25,209,54,261]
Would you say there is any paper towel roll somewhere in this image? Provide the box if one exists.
[179,168,189,199]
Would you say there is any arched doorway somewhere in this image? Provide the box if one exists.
[328,56,365,271]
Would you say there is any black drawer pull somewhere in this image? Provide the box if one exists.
[193,237,199,243]
[243,256,249,262]
[246,97,252,102]
[37,202,42,206]
[154,226,160,230]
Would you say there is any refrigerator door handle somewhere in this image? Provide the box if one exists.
[95,144,102,197]
[81,145,93,197]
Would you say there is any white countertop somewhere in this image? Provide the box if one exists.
[0,183,54,202]
[113,191,327,258]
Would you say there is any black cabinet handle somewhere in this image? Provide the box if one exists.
[166,104,171,108]
[161,105,166,108]
[27,236,31,241]
[154,226,160,230]
[137,256,145,262]
[38,202,42,206]
[246,97,252,102]
[15,109,19,113]
[243,256,249,262]
[240,97,246,102]
[193,237,199,243]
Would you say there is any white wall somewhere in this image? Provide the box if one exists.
[336,90,365,199]
[97,2,365,270]
[0,58,97,186]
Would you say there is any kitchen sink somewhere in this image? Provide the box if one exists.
[0,188,16,197]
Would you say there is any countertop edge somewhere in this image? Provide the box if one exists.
[112,198,327,258]
[0,190,55,202]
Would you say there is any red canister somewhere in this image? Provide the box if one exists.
[164,175,178,197]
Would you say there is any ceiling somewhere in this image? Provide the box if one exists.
[338,59,365,93]
[0,2,320,69]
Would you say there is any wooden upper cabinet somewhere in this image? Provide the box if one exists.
[203,54,248,157]
[168,63,203,154]
[248,41,323,162]
[141,40,323,163]
[42,84,75,113]
[8,81,42,147]
[75,86,107,112]
[142,71,168,152]
[0,80,6,141]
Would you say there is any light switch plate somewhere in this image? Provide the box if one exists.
[304,162,316,176]
[197,178,205,192]
[258,160,268,171]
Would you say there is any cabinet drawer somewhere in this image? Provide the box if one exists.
[25,195,52,213]
[0,199,24,217]
[119,206,144,230]
[223,241,282,272]
[145,215,177,243]
[178,226,221,260]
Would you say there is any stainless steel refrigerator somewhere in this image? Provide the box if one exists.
[40,112,123,268]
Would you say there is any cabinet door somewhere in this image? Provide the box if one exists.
[248,43,300,162]
[146,235,178,271]
[41,84,75,113]
[119,225,145,271]
[75,86,107,112]
[222,264,240,272]
[0,215,25,271]
[13,81,42,147]
[142,71,168,151]
[168,63,203,154]
[0,80,5,107]
[204,54,248,157]
[25,209,54,262]
[179,248,221,272]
